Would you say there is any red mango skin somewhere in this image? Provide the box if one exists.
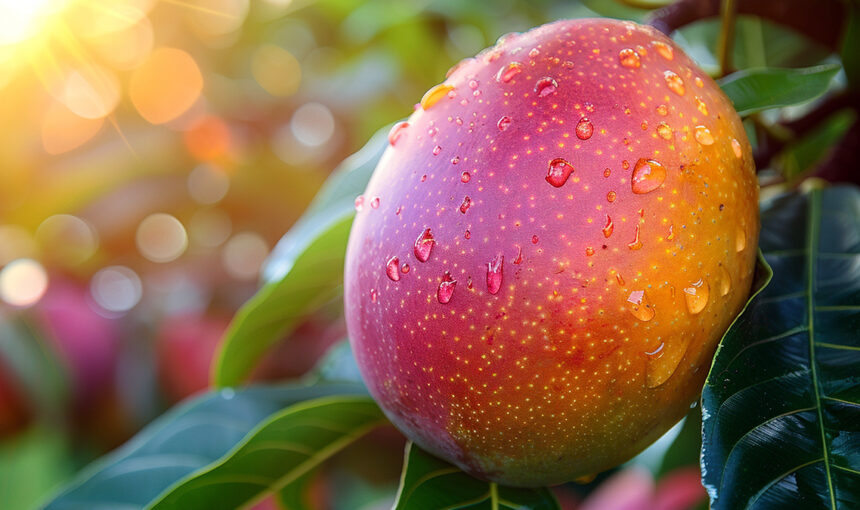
[345,18,759,487]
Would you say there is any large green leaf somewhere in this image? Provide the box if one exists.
[214,127,388,387]
[718,64,841,117]
[392,442,560,510]
[701,185,860,509]
[148,396,386,509]
[43,382,366,510]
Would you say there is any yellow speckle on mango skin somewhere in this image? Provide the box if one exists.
[344,18,759,488]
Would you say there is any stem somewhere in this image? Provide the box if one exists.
[490,482,499,510]
[716,0,738,75]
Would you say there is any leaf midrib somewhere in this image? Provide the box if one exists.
[805,189,837,510]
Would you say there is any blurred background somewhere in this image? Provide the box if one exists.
[0,0,839,509]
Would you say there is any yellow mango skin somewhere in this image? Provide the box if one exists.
[344,18,759,487]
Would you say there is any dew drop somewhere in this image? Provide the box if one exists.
[497,116,512,131]
[631,159,666,194]
[653,41,674,60]
[694,76,704,88]
[486,253,504,295]
[607,191,616,203]
[370,288,378,303]
[459,196,472,214]
[395,206,402,215]
[414,228,435,262]
[386,256,400,281]
[433,145,442,156]
[534,76,558,97]
[667,224,675,241]
[603,168,611,178]
[683,278,710,314]
[528,47,540,58]
[545,158,574,187]
[616,274,625,286]
[468,79,479,90]
[736,226,746,252]
[622,160,630,170]
[421,174,427,182]
[461,172,471,183]
[387,122,409,146]
[663,70,685,96]
[437,272,457,304]
[354,195,364,211]
[627,225,643,250]
[427,126,438,137]
[627,290,655,322]
[618,48,641,68]
[696,97,709,116]
[421,84,454,110]
[451,156,460,165]
[575,117,594,140]
[370,197,380,209]
[718,265,732,296]
[585,246,594,256]
[731,138,743,159]
[656,104,668,116]
[531,235,539,244]
[603,215,614,238]
[496,61,523,83]
[401,263,410,274]
[513,245,523,264]
[694,125,714,145]
[656,122,673,140]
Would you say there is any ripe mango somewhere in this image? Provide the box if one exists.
[344,18,759,486]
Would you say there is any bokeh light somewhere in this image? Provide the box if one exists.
[251,44,301,97]
[187,164,230,205]
[90,265,142,313]
[129,48,203,124]
[136,213,188,263]
[36,214,99,266]
[183,115,232,161]
[188,208,232,248]
[291,102,335,147]
[222,232,268,280]
[0,259,49,307]
[59,65,120,119]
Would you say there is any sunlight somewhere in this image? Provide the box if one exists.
[0,0,71,46]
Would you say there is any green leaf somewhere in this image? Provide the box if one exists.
[148,396,386,509]
[393,442,560,510]
[718,64,841,116]
[214,127,389,387]
[777,110,856,181]
[43,382,366,510]
[701,185,860,509]
[0,427,74,510]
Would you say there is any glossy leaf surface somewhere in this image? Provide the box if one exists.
[718,64,840,116]
[393,442,560,510]
[214,128,388,387]
[702,185,860,509]
[44,382,366,510]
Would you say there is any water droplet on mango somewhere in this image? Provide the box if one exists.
[694,125,714,145]
[496,62,523,83]
[627,290,655,322]
[535,76,558,97]
[386,256,400,281]
[631,159,666,194]
[487,253,504,295]
[683,278,709,314]
[437,272,457,304]
[546,158,574,187]
[618,48,641,68]
[663,70,685,96]
[388,122,409,146]
[414,228,435,262]
[421,84,454,110]
[576,117,594,140]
